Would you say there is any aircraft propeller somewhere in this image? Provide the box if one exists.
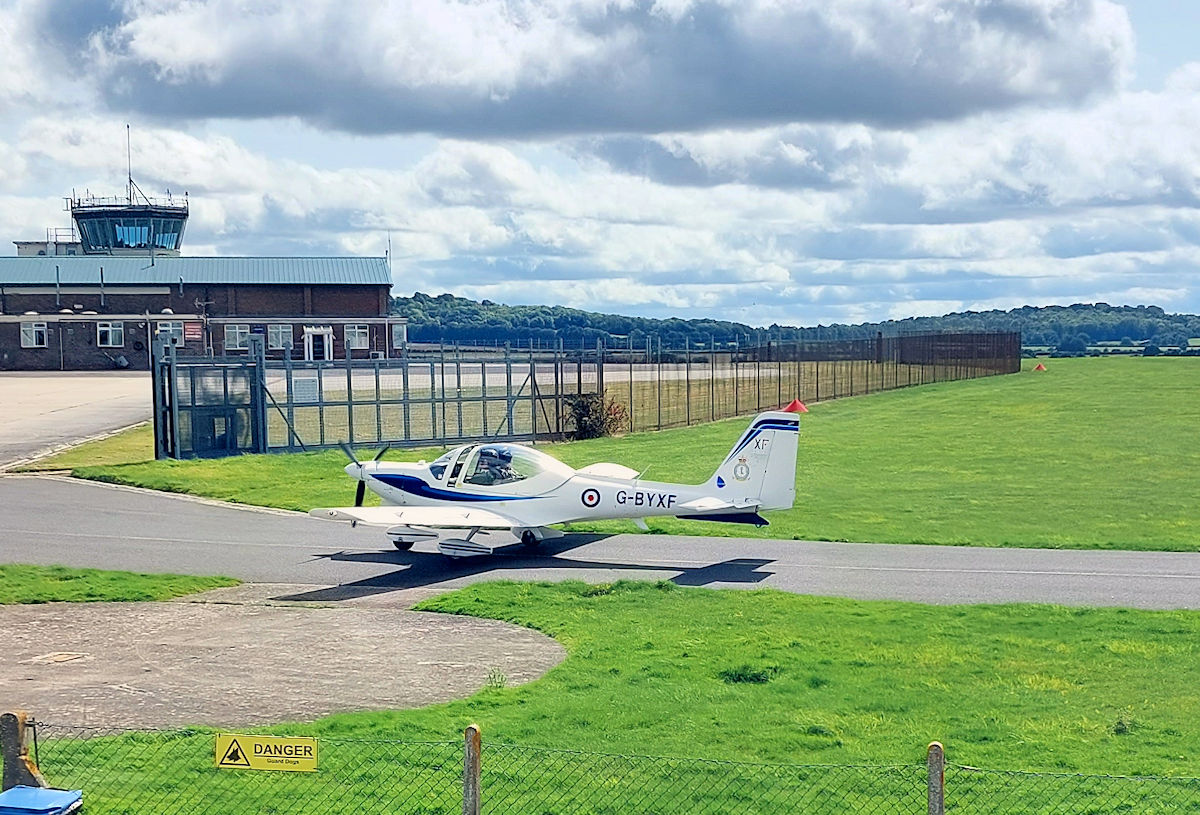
[340,442,390,507]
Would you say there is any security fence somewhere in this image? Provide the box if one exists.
[604,331,1019,433]
[15,721,1200,815]
[151,331,1019,458]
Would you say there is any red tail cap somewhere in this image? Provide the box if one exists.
[783,399,808,413]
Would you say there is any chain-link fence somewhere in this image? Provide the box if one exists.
[29,723,461,815]
[481,742,925,815]
[946,763,1200,814]
[14,721,1200,815]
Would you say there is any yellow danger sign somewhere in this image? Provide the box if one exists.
[214,734,318,772]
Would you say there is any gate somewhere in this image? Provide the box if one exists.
[153,339,268,459]
[152,339,598,458]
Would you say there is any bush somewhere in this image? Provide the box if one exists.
[566,393,629,439]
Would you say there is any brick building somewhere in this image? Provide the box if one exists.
[1,193,404,371]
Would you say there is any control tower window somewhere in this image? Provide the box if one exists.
[114,222,150,248]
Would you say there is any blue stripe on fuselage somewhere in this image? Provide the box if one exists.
[371,473,541,503]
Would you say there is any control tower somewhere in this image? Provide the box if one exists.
[68,190,188,255]
[14,190,188,258]
[15,128,189,257]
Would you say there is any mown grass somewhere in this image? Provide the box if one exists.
[33,581,1200,815]
[0,564,236,603]
[15,423,156,471]
[50,357,1200,550]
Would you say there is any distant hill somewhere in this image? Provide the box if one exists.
[390,293,1200,349]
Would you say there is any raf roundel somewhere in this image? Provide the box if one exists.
[581,488,601,508]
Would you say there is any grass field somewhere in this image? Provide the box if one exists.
[31,580,1200,815]
[35,357,1200,550]
[0,564,236,603]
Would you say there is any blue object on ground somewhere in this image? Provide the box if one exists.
[0,786,82,815]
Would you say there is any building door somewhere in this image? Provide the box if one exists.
[303,327,334,361]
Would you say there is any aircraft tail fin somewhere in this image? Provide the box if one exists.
[706,409,800,511]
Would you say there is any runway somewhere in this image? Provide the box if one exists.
[3,475,1199,609]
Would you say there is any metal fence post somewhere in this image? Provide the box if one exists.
[463,724,481,815]
[655,335,662,430]
[927,741,945,815]
[684,337,691,426]
[628,335,635,432]
[345,341,355,445]
[504,343,514,437]
[284,343,297,451]
[529,345,537,439]
[596,339,605,401]
[250,335,268,453]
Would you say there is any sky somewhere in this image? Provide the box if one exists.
[1,0,1198,327]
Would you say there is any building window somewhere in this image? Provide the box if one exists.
[20,322,48,348]
[392,324,407,349]
[224,324,250,351]
[97,322,124,347]
[157,321,184,345]
[268,324,292,350]
[345,324,369,350]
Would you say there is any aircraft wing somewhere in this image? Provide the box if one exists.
[309,505,522,529]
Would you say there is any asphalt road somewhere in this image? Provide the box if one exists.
[4,475,1199,609]
[0,372,151,469]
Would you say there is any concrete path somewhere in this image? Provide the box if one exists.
[1,590,564,729]
[0,372,151,469]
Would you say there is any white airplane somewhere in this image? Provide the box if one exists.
[310,407,801,558]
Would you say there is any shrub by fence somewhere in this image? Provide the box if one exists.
[9,718,1200,815]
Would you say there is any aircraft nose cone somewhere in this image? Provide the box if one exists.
[344,462,361,479]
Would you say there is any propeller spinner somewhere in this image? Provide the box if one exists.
[340,443,389,507]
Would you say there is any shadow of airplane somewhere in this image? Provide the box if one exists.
[275,533,775,602]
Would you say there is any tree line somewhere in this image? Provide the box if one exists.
[390,293,1200,349]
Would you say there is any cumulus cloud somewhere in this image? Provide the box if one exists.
[2,0,1197,327]
[5,97,1200,325]
[23,0,1135,136]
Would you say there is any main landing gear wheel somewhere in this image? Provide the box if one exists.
[392,540,414,551]
[521,530,540,550]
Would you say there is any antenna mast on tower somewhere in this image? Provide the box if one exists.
[126,124,133,204]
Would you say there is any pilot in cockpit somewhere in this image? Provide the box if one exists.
[469,447,522,485]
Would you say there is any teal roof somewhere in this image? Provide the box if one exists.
[0,256,391,286]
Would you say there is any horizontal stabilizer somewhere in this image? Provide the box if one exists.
[679,496,737,512]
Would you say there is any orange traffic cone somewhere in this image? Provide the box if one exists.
[1033,362,1047,371]
[783,398,809,413]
